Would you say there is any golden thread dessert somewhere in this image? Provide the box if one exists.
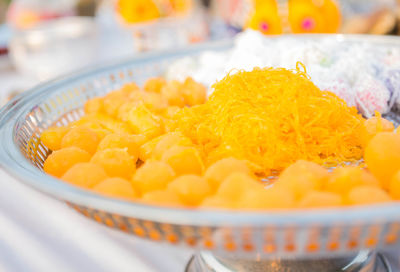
[176,64,364,174]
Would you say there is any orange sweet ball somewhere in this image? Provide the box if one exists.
[94,115,133,135]
[102,84,140,117]
[389,170,400,200]
[91,128,111,140]
[102,91,129,118]
[69,118,111,140]
[216,172,263,202]
[142,92,169,112]
[141,190,182,207]
[69,114,97,126]
[161,80,185,107]
[162,117,178,133]
[132,161,176,195]
[239,187,295,210]
[138,136,163,161]
[364,132,400,189]
[91,148,136,179]
[275,160,330,200]
[97,133,141,158]
[92,177,138,199]
[167,175,211,206]
[117,101,142,122]
[346,186,392,205]
[84,97,104,114]
[298,191,342,208]
[130,134,148,147]
[151,132,192,160]
[61,162,108,188]
[61,126,100,154]
[126,103,164,139]
[120,82,141,94]
[204,157,252,191]
[181,77,207,106]
[71,121,110,141]
[144,77,167,93]
[69,116,102,131]
[162,106,181,119]
[160,107,180,131]
[325,166,380,195]
[43,147,91,177]
[361,115,394,147]
[41,126,70,151]
[161,145,204,176]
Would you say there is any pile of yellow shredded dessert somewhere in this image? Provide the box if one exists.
[175,63,365,175]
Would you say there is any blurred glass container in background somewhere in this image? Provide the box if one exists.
[9,16,98,81]
[97,0,209,52]
[7,0,210,81]
[127,10,209,52]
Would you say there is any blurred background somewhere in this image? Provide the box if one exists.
[1,0,400,105]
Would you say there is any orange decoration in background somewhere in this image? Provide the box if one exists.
[118,0,161,23]
[246,0,283,35]
[289,0,341,33]
[117,0,193,24]
[288,0,325,33]
[247,0,341,34]
[317,0,341,33]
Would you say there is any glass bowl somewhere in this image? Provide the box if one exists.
[8,16,98,81]
[1,34,400,271]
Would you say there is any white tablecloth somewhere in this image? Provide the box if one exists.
[0,169,191,272]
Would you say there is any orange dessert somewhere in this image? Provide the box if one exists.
[40,71,398,210]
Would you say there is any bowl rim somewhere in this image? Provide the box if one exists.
[1,33,400,227]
